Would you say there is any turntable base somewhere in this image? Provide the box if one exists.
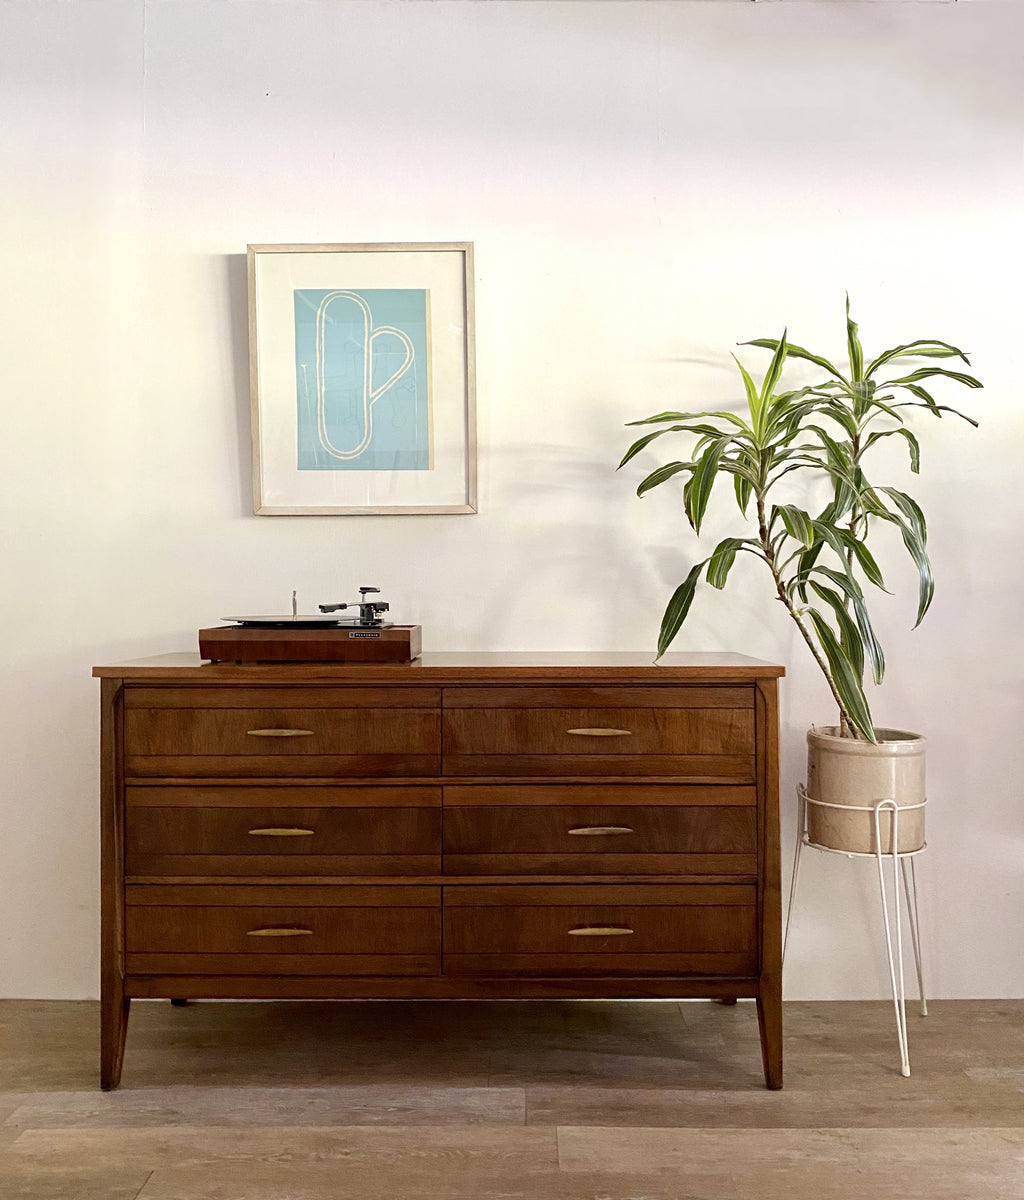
[198,624,421,663]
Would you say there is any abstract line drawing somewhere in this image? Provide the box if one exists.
[294,288,431,472]
[314,290,414,460]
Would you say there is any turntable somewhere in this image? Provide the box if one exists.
[198,588,421,663]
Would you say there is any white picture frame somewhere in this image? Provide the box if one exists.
[248,242,477,515]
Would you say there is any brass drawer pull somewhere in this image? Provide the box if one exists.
[247,827,316,838]
[566,727,633,737]
[246,728,315,738]
[568,925,634,937]
[246,927,314,938]
[568,825,634,836]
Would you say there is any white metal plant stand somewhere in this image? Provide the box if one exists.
[784,784,928,1077]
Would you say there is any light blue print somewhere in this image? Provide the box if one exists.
[294,289,431,471]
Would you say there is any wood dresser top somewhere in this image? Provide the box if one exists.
[93,651,784,683]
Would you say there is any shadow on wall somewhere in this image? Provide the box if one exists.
[226,252,254,518]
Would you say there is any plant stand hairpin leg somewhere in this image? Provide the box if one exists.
[902,854,927,1019]
[784,785,927,1076]
[782,785,808,968]
[874,799,911,1076]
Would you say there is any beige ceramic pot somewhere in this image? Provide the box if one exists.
[805,726,926,854]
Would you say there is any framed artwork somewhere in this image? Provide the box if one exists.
[247,242,477,514]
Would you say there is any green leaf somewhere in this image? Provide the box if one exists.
[636,461,694,498]
[656,561,707,658]
[851,591,886,686]
[626,410,749,429]
[878,487,927,543]
[846,296,864,382]
[812,398,859,440]
[685,437,728,534]
[900,525,934,627]
[813,578,886,688]
[883,366,983,390]
[866,339,971,377]
[776,504,815,547]
[864,426,921,473]
[619,428,673,468]
[740,337,844,381]
[733,471,752,516]
[732,355,762,430]
[859,395,906,426]
[812,564,864,603]
[706,537,752,589]
[806,609,877,742]
[810,519,856,570]
[874,492,934,625]
[793,541,825,602]
[840,533,888,591]
[894,385,980,426]
[759,329,789,410]
[809,583,864,677]
[804,426,857,489]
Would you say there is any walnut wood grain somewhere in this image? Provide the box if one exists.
[96,654,783,1089]
[442,754,755,780]
[441,686,755,709]
[125,686,440,708]
[125,975,759,1000]
[126,953,441,976]
[128,805,439,851]
[125,708,439,756]
[126,884,441,906]
[443,783,755,807]
[443,904,754,953]
[128,854,442,878]
[442,853,757,876]
[443,707,754,757]
[126,904,439,955]
[128,755,442,779]
[442,951,758,977]
[443,883,756,906]
[94,652,785,682]
[756,676,783,1089]
[443,805,756,856]
[126,785,442,808]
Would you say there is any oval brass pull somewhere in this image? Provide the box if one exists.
[568,925,634,937]
[566,728,632,737]
[568,826,634,836]
[246,728,315,738]
[247,828,316,838]
[245,927,314,938]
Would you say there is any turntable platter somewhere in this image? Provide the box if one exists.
[223,615,350,629]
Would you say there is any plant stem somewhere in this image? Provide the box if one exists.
[756,493,857,736]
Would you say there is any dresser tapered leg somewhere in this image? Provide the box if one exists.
[756,991,783,1090]
[100,986,129,1090]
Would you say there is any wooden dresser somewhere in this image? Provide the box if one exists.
[94,652,784,1089]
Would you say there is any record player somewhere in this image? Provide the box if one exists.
[198,588,421,663]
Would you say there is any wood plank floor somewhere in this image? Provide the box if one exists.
[1,998,1022,1198]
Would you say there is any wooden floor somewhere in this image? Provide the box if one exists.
[0,998,1022,1199]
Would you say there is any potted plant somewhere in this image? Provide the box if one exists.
[620,299,981,853]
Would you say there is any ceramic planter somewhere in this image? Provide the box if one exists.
[805,726,926,854]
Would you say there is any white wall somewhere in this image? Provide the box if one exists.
[1,0,1021,1000]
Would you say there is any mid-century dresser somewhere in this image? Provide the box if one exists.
[94,652,784,1089]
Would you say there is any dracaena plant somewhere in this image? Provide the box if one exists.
[619,300,981,742]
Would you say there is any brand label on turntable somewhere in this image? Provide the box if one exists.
[349,631,381,639]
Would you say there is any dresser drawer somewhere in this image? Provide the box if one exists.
[442,687,754,778]
[126,884,440,976]
[443,785,756,875]
[126,786,441,877]
[124,687,440,777]
[443,884,757,976]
